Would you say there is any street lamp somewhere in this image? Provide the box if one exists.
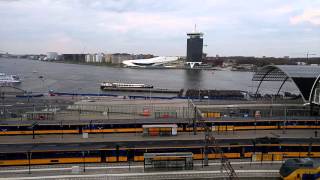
[27,151,32,174]
[282,105,287,134]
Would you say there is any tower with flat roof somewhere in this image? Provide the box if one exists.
[186,25,204,68]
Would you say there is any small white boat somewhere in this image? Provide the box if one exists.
[0,73,21,84]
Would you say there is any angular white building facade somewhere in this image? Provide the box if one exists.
[122,56,179,67]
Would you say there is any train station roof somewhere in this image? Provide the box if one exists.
[252,65,320,102]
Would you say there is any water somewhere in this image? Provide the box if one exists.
[0,58,298,95]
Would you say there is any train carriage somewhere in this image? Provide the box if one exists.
[0,143,319,166]
[0,119,318,135]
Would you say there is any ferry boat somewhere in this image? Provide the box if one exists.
[100,82,153,89]
[0,73,21,84]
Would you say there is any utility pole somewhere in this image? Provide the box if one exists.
[282,106,287,134]
[188,99,200,135]
[60,120,63,139]
[27,151,32,174]
[31,122,38,139]
[306,52,316,63]
[82,151,88,172]
[194,106,197,135]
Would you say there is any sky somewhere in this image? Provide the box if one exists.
[0,0,319,57]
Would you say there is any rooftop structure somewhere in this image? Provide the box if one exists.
[253,65,320,103]
[310,74,320,105]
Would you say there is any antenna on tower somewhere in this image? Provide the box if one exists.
[194,24,197,32]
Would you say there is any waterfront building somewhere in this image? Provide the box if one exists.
[133,54,154,59]
[85,53,104,63]
[297,62,307,65]
[85,54,93,63]
[222,60,236,68]
[0,52,10,58]
[186,26,204,68]
[104,53,156,65]
[61,54,86,63]
[122,56,179,67]
[111,53,133,64]
[45,52,59,61]
[95,53,104,63]
[104,54,112,63]
[204,56,223,67]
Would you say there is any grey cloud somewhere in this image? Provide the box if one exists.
[0,0,319,56]
[61,0,177,13]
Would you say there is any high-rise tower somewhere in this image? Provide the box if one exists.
[186,25,204,68]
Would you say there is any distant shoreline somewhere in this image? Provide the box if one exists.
[42,60,222,70]
[6,57,252,71]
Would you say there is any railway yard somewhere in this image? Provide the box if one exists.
[0,93,319,179]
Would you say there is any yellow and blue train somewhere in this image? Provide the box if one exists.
[0,119,319,135]
[280,158,320,180]
[0,143,319,166]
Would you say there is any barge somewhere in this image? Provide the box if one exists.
[100,82,153,89]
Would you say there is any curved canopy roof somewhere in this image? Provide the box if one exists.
[310,74,320,104]
[252,65,320,102]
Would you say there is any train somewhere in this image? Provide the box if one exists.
[280,158,320,180]
[0,143,319,166]
[0,119,319,135]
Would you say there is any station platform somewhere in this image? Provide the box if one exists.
[0,129,318,153]
[0,129,318,145]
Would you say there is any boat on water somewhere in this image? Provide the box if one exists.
[100,82,153,89]
[0,73,21,84]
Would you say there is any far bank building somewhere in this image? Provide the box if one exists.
[186,29,204,68]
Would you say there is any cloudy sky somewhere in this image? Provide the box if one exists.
[0,0,319,57]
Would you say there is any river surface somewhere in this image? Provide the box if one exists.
[0,58,298,95]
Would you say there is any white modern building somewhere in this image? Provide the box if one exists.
[85,53,104,63]
[122,56,179,67]
[45,52,59,61]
